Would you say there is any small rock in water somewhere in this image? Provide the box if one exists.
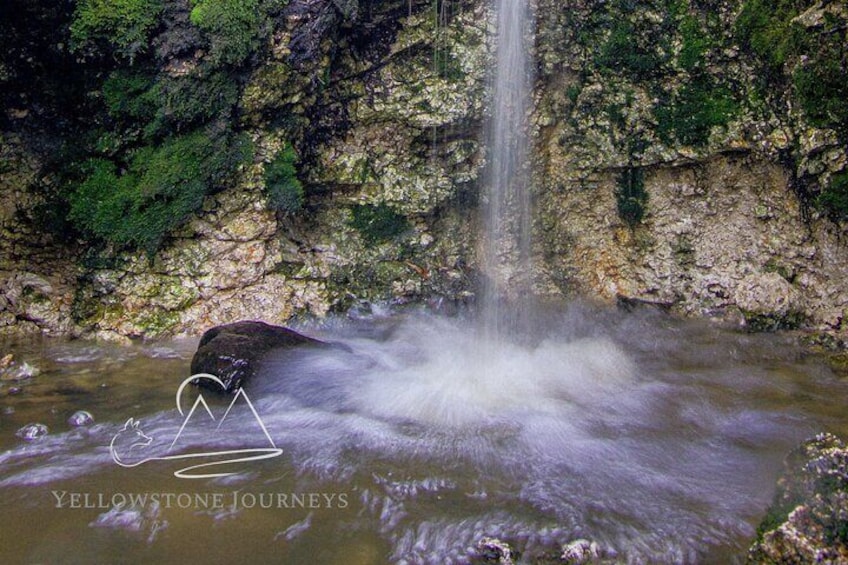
[475,537,514,564]
[561,539,601,563]
[68,410,95,427]
[7,386,22,395]
[16,423,48,441]
[0,355,40,381]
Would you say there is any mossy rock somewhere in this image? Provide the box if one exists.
[742,311,805,333]
[748,433,848,563]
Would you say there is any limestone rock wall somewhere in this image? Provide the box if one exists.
[2,0,848,338]
[531,0,848,331]
[535,155,848,329]
[0,134,76,335]
[41,0,488,340]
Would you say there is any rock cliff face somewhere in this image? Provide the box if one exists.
[535,155,848,330]
[1,0,847,338]
[532,0,848,331]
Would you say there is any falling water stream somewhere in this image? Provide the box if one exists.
[481,0,534,339]
[2,1,848,563]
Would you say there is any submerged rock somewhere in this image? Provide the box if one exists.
[189,320,325,393]
[748,433,848,564]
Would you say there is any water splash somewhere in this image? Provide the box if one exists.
[345,315,635,427]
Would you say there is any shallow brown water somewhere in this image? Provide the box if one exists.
[1,305,847,564]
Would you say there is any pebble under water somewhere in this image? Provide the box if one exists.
[1,303,847,564]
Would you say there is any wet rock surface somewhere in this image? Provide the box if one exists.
[15,422,48,441]
[748,433,848,564]
[189,320,326,393]
[67,410,94,427]
[0,353,39,381]
[1,0,848,339]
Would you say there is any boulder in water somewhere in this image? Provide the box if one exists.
[190,320,325,393]
[747,433,848,564]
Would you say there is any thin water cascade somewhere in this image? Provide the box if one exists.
[480,0,535,340]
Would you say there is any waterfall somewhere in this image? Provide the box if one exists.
[480,0,535,339]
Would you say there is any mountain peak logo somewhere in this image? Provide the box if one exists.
[110,374,282,479]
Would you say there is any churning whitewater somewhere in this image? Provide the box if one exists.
[4,307,843,563]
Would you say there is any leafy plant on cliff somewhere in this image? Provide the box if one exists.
[70,0,163,60]
[264,145,304,214]
[678,13,712,71]
[615,167,647,227]
[149,70,240,135]
[68,130,253,254]
[735,0,805,69]
[736,0,848,143]
[596,20,665,79]
[102,70,158,124]
[792,34,848,140]
[817,172,848,223]
[57,0,279,254]
[655,74,738,147]
[189,0,262,66]
[350,204,409,245]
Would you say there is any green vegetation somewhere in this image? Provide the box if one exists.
[68,130,252,254]
[736,0,848,143]
[566,83,581,104]
[102,71,158,123]
[596,20,664,79]
[793,42,848,138]
[434,49,465,81]
[678,14,711,71]
[743,310,804,332]
[150,70,240,134]
[102,68,241,139]
[48,0,283,254]
[735,0,804,69]
[70,0,163,60]
[615,167,647,227]
[817,172,848,222]
[755,493,801,542]
[264,146,304,214]
[349,204,409,245]
[190,0,262,66]
[655,75,738,147]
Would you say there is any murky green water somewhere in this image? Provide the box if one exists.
[1,306,847,564]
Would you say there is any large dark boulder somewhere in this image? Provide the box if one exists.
[190,320,325,393]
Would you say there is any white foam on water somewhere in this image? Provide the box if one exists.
[3,310,844,562]
[346,317,635,427]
